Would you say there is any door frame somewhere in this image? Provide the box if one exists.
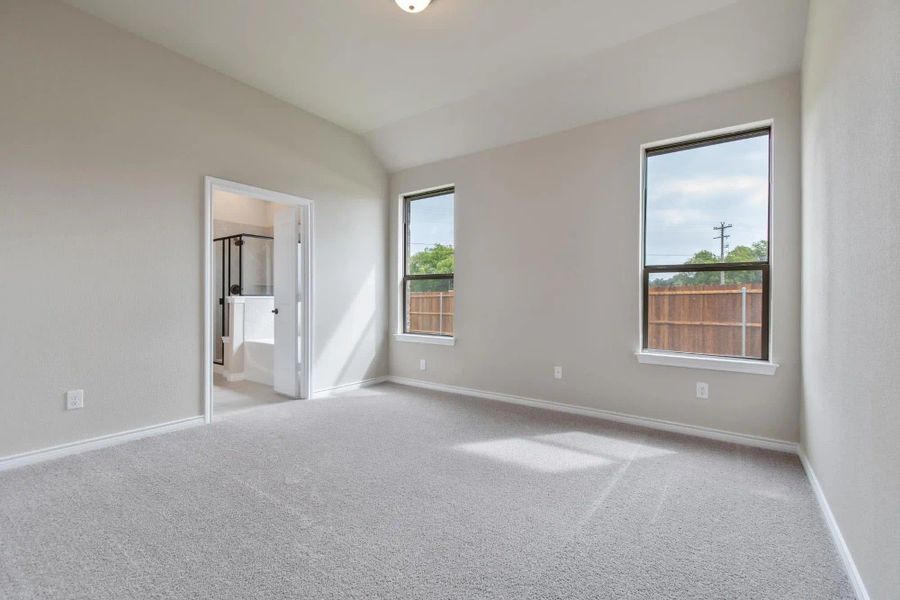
[203,176,314,423]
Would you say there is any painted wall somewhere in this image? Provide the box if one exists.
[801,1,900,598]
[0,0,388,458]
[390,74,801,443]
[213,190,275,232]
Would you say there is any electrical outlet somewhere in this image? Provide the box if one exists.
[696,382,709,400]
[554,366,563,380]
[66,389,84,410]
[419,359,426,371]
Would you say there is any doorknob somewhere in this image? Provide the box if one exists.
[271,308,279,315]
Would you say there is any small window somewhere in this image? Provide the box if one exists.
[403,187,454,337]
[642,128,770,360]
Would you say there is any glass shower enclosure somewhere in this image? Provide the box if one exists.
[213,233,274,364]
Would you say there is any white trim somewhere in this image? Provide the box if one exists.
[798,449,870,600]
[640,119,775,151]
[204,177,314,423]
[0,416,204,473]
[314,376,389,395]
[386,376,797,453]
[224,371,245,383]
[204,177,213,424]
[635,351,778,375]
[393,333,456,346]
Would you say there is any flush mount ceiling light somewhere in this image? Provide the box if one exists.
[395,0,431,13]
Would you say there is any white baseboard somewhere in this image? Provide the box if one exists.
[798,449,869,600]
[0,416,205,473]
[386,376,798,453]
[0,374,388,472]
[315,376,388,396]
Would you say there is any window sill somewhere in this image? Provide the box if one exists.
[635,351,778,375]
[393,333,456,346]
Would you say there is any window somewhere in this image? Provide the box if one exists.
[403,187,455,337]
[642,128,770,360]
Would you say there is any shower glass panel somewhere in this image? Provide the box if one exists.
[212,233,274,365]
[241,236,274,295]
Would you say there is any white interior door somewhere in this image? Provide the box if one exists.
[273,205,300,397]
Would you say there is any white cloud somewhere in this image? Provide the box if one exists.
[658,176,767,198]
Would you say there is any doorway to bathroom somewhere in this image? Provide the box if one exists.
[203,177,313,421]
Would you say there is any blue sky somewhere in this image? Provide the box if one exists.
[409,191,454,253]
[645,134,769,265]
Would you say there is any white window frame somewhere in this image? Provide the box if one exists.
[394,184,456,346]
[635,121,778,376]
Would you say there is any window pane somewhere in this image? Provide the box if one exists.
[407,191,454,275]
[645,133,769,266]
[406,277,454,336]
[647,271,763,358]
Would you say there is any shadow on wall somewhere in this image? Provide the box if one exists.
[317,269,382,389]
[331,313,380,388]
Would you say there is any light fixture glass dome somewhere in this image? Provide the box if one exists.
[395,0,431,13]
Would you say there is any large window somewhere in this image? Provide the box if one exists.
[403,187,455,337]
[642,128,770,360]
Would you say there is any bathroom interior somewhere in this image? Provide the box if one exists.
[212,190,299,415]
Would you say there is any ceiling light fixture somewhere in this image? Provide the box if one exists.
[395,0,431,13]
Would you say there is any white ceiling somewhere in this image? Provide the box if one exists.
[63,0,808,171]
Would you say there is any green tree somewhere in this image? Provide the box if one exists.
[722,242,766,283]
[663,249,721,286]
[725,245,758,263]
[409,244,454,275]
[751,240,768,261]
[655,241,766,287]
[408,244,454,292]
[686,249,718,264]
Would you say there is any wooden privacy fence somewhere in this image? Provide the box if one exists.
[408,291,455,336]
[408,286,760,353]
[648,283,763,358]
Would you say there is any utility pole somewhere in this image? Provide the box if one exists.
[713,221,732,284]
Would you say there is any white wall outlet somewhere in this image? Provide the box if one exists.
[66,389,84,410]
[419,359,427,371]
[554,366,563,380]
[696,382,709,400]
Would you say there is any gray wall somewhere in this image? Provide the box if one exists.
[801,1,900,597]
[390,74,802,443]
[0,0,388,458]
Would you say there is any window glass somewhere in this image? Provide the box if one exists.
[647,270,764,359]
[643,130,770,360]
[405,278,454,336]
[645,134,769,266]
[404,189,455,336]
[407,191,454,274]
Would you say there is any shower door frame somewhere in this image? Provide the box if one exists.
[203,176,314,423]
[212,233,275,366]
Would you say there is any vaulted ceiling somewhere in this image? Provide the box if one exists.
[63,0,808,171]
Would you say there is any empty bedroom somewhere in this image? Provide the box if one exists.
[1,1,897,598]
